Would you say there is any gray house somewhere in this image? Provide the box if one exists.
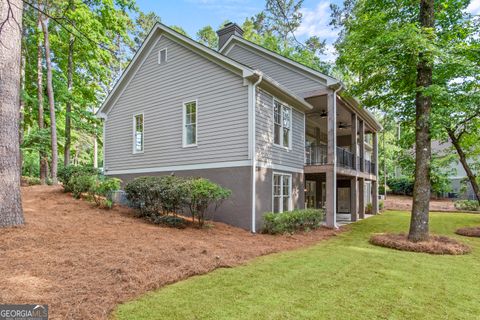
[97,22,382,232]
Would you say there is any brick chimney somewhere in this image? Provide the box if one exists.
[216,22,244,50]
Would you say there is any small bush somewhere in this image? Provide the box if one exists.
[125,176,231,227]
[365,203,373,215]
[59,165,99,192]
[387,177,414,195]
[454,200,480,212]
[152,215,187,229]
[90,177,122,209]
[21,176,41,186]
[183,178,231,227]
[71,174,96,199]
[379,200,384,211]
[262,209,325,234]
[125,176,187,217]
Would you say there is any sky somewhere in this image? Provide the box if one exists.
[136,0,480,62]
[136,0,342,61]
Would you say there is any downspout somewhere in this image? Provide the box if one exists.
[251,72,263,233]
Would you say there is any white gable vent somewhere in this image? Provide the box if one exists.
[158,48,167,64]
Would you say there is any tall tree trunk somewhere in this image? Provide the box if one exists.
[447,129,480,205]
[408,0,434,242]
[37,8,47,185]
[64,0,74,167]
[19,39,26,177]
[0,0,25,227]
[40,13,58,184]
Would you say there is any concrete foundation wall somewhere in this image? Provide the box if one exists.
[112,166,253,230]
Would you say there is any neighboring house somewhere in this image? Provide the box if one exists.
[97,22,382,232]
[392,129,478,200]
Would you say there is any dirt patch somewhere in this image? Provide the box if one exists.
[0,185,339,320]
[384,195,457,212]
[369,233,471,255]
[456,226,480,237]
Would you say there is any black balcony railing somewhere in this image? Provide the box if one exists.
[305,145,376,174]
[305,145,327,165]
[365,159,376,174]
[336,147,355,170]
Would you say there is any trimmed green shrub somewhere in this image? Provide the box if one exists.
[125,176,187,217]
[125,176,231,227]
[183,178,231,227]
[262,209,325,234]
[365,203,373,215]
[59,165,99,192]
[454,200,480,211]
[71,174,96,199]
[387,177,414,195]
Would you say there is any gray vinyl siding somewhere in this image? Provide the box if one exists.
[256,89,305,169]
[226,44,326,96]
[104,34,249,172]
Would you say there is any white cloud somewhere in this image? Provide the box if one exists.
[187,0,260,20]
[320,43,337,62]
[467,0,480,14]
[295,1,338,40]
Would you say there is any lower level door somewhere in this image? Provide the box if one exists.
[305,180,316,209]
[337,187,351,213]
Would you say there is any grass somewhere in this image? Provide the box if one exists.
[115,211,480,320]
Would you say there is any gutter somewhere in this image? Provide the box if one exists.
[250,71,263,233]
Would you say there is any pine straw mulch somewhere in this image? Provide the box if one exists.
[369,233,471,255]
[456,226,480,237]
[0,185,341,320]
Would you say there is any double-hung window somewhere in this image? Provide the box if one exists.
[273,173,292,213]
[273,100,292,148]
[183,100,197,147]
[133,114,144,153]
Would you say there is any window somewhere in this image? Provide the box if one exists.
[158,48,167,64]
[183,100,197,147]
[273,173,292,213]
[273,100,291,148]
[133,114,144,153]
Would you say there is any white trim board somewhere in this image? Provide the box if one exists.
[105,160,304,176]
[105,160,252,175]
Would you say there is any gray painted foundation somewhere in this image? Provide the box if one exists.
[112,166,253,230]
[111,165,304,232]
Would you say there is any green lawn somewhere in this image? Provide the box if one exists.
[115,211,480,320]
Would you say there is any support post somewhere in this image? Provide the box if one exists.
[359,120,365,172]
[359,178,365,219]
[372,132,379,214]
[350,177,358,221]
[326,92,337,228]
[351,113,358,171]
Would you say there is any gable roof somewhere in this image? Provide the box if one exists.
[97,23,312,117]
[219,35,340,87]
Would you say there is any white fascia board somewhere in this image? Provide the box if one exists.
[220,36,339,86]
[105,160,252,175]
[98,23,255,117]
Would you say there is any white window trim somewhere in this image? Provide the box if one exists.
[182,99,198,148]
[272,172,292,213]
[132,113,144,154]
[272,98,293,150]
[158,47,168,64]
